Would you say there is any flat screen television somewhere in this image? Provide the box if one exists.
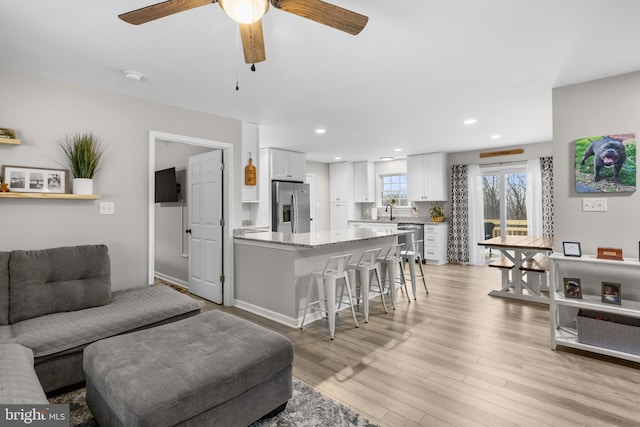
[155,167,179,203]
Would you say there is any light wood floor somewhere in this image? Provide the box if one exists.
[196,263,640,427]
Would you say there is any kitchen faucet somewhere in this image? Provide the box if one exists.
[385,203,394,221]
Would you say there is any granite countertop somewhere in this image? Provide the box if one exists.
[234,228,409,249]
[349,218,447,225]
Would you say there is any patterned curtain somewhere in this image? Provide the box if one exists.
[540,156,554,238]
[447,164,469,263]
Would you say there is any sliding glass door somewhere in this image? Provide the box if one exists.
[481,166,527,259]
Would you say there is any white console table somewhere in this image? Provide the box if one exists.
[550,253,640,362]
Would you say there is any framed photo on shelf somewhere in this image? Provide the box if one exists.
[563,278,582,299]
[1,165,68,194]
[601,281,622,305]
[562,241,582,257]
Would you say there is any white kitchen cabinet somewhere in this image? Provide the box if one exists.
[329,162,354,202]
[269,148,306,181]
[354,161,375,203]
[423,223,448,265]
[550,254,640,363]
[330,202,350,230]
[407,152,448,201]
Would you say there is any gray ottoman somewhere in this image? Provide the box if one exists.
[83,310,293,427]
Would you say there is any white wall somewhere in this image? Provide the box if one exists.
[553,71,640,256]
[0,69,242,290]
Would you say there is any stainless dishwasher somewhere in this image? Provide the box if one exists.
[397,223,425,262]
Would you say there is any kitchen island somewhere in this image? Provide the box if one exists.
[234,228,408,327]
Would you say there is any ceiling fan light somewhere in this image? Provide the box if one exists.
[219,0,269,24]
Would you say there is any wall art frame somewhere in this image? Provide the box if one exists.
[2,165,69,194]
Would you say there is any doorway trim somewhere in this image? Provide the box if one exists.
[148,130,235,306]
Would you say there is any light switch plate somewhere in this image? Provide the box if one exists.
[582,198,607,212]
[99,202,115,215]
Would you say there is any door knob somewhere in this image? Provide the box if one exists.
[185,229,192,234]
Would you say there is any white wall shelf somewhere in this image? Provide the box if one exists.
[0,192,98,200]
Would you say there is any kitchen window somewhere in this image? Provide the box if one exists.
[380,174,408,207]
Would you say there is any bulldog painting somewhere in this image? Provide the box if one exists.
[579,136,627,183]
[574,133,636,193]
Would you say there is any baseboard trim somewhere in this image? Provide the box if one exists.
[233,300,323,328]
[154,272,189,288]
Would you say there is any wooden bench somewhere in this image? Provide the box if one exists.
[488,257,514,291]
[519,255,549,292]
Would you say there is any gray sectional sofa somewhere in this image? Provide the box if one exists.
[0,244,203,396]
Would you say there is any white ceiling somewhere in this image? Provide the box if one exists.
[2,0,640,162]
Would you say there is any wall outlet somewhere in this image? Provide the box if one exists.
[582,198,607,212]
[99,202,115,215]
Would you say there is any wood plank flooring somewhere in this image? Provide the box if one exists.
[196,263,640,426]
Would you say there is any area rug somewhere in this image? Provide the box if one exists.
[49,377,377,427]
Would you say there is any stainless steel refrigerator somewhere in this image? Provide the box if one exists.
[272,181,311,233]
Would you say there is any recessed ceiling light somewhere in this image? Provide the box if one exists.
[123,70,142,81]
[490,134,501,139]
[393,148,402,152]
[379,156,394,161]
[334,156,341,160]
[315,128,326,134]
[464,118,478,125]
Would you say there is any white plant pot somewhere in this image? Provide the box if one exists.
[73,178,93,195]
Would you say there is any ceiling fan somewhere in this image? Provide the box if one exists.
[119,0,368,64]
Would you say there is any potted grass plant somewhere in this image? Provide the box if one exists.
[430,201,445,222]
[60,132,104,195]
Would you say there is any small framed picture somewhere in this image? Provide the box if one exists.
[2,165,68,194]
[601,281,621,305]
[563,278,582,299]
[563,241,582,257]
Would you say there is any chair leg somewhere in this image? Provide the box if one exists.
[342,276,359,329]
[398,260,411,302]
[374,266,388,314]
[300,276,315,329]
[417,256,428,294]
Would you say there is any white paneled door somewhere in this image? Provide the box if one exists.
[187,150,223,303]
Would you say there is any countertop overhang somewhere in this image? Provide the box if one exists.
[234,228,409,249]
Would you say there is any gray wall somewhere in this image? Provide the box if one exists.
[553,71,640,256]
[0,69,242,290]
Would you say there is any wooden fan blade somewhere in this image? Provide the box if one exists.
[239,20,266,64]
[119,0,215,25]
[270,0,368,35]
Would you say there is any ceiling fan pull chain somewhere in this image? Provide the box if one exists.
[235,26,241,90]
[251,64,256,72]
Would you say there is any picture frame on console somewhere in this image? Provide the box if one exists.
[562,241,582,257]
[1,165,68,194]
[563,278,582,299]
[602,281,622,305]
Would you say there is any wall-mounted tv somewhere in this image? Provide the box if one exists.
[155,167,180,203]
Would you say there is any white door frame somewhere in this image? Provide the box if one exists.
[148,130,235,306]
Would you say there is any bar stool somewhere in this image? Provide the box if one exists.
[346,248,388,323]
[377,244,410,309]
[401,235,428,299]
[300,253,359,340]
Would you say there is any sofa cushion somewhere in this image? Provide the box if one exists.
[11,285,203,358]
[0,251,9,325]
[0,343,48,404]
[0,325,12,344]
[9,245,111,323]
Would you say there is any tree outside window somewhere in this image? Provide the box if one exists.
[381,174,408,207]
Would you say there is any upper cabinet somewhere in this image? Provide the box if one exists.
[354,161,375,203]
[329,162,354,202]
[407,152,448,201]
[269,148,306,181]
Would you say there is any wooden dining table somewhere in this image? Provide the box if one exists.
[478,235,554,304]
